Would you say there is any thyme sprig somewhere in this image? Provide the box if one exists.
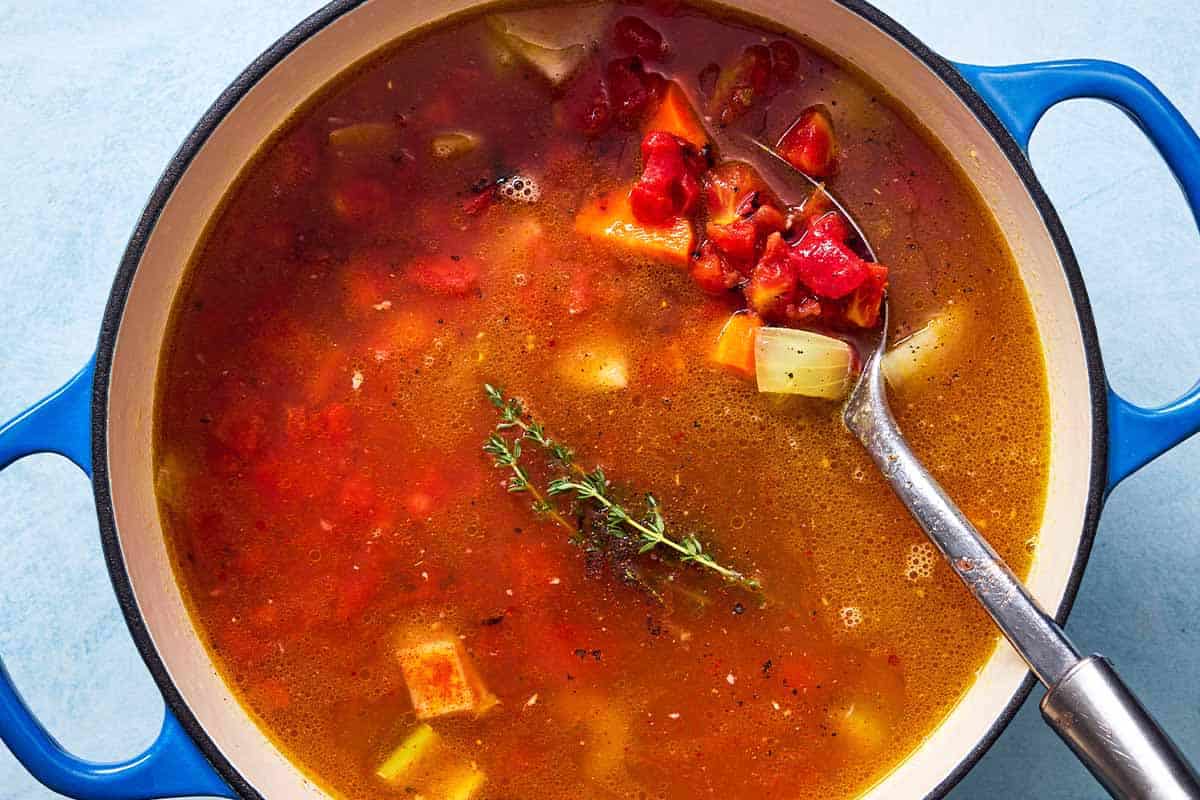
[483,384,760,591]
[482,431,574,532]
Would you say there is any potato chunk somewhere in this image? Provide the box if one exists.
[397,638,497,719]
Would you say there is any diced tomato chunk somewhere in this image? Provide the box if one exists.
[793,186,836,232]
[704,161,773,226]
[565,57,667,136]
[740,210,887,328]
[744,233,799,319]
[706,204,786,272]
[777,105,838,178]
[607,57,667,129]
[691,242,740,295]
[406,254,481,296]
[709,45,772,126]
[844,262,889,328]
[613,17,667,61]
[806,210,850,242]
[565,62,613,136]
[462,186,497,215]
[791,226,869,300]
[630,131,705,226]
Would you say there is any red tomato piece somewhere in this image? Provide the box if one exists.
[613,16,667,61]
[777,105,838,178]
[606,57,667,129]
[806,210,851,242]
[743,233,798,319]
[630,131,705,226]
[843,262,889,328]
[565,62,613,136]
[704,160,773,226]
[406,254,481,296]
[690,242,740,295]
[791,231,869,299]
[709,44,772,126]
[705,203,786,271]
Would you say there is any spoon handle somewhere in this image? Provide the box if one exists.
[1043,655,1200,798]
[844,361,1200,798]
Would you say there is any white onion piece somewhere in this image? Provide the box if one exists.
[486,6,609,86]
[881,310,960,388]
[754,327,853,400]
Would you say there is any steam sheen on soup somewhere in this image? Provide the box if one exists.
[154,3,1049,799]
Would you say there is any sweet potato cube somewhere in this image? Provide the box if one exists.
[397,638,497,719]
[712,310,763,379]
[575,187,694,267]
[645,82,709,149]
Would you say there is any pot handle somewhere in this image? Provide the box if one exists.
[955,60,1200,491]
[0,358,234,799]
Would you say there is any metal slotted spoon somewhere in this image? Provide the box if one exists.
[719,129,1200,799]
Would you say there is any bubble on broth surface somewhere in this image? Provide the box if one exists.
[499,174,541,203]
[905,542,936,581]
[839,606,863,629]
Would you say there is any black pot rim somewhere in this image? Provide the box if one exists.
[89,1,1109,798]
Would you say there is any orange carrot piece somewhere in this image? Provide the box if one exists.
[645,82,710,149]
[575,186,694,267]
[712,310,763,378]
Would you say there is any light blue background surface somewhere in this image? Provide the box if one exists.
[1,1,1198,798]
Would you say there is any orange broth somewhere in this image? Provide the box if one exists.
[154,3,1049,798]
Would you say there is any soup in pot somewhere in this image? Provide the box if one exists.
[154,2,1049,798]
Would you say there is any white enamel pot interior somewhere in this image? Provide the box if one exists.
[93,0,1105,798]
